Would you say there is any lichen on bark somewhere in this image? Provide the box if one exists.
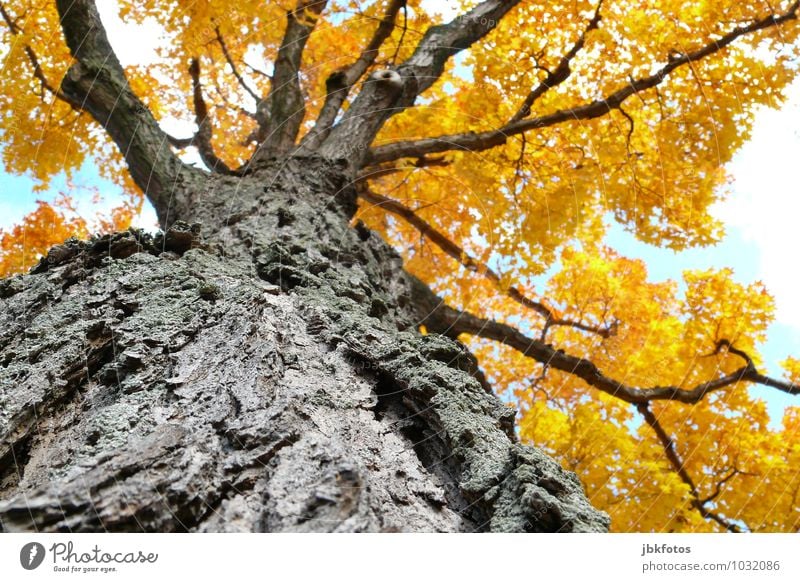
[0,157,608,532]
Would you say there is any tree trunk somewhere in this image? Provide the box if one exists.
[0,157,608,532]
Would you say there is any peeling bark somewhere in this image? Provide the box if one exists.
[0,157,608,532]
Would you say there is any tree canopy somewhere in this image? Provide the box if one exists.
[2,0,800,532]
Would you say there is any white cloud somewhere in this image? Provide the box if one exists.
[713,79,800,329]
[131,201,159,230]
[96,2,163,67]
[420,0,462,19]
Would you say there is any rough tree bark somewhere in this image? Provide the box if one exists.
[0,157,608,532]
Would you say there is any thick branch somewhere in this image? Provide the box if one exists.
[54,0,196,221]
[300,0,406,151]
[426,305,800,404]
[188,58,233,175]
[508,0,603,123]
[367,3,800,165]
[359,186,614,338]
[256,0,328,156]
[318,0,523,165]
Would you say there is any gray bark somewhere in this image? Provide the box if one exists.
[0,157,609,532]
[317,0,523,166]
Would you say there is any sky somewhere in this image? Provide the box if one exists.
[606,80,800,423]
[1,2,799,425]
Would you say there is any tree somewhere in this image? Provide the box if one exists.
[0,0,798,532]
